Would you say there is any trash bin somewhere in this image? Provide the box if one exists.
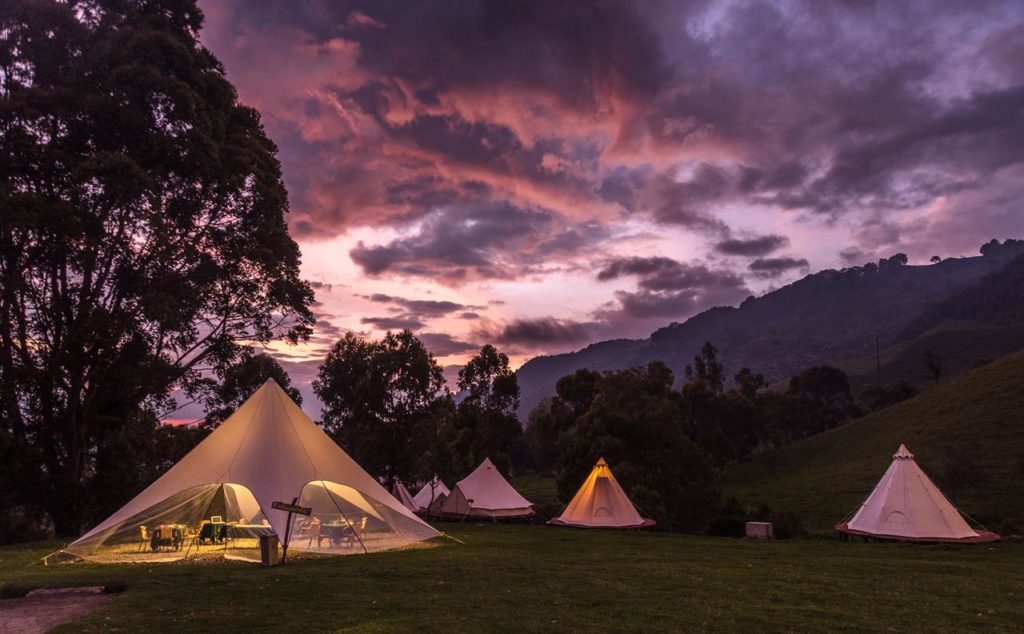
[259,534,281,566]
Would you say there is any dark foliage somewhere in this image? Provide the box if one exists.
[857,380,919,413]
[447,345,525,477]
[554,362,720,532]
[314,330,446,488]
[203,353,302,427]
[0,0,314,535]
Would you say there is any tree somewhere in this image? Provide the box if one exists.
[858,380,918,413]
[684,342,725,394]
[525,369,601,472]
[555,362,719,532]
[203,353,302,427]
[930,255,942,264]
[314,331,447,487]
[923,350,944,385]
[449,345,524,476]
[0,1,313,535]
[784,366,858,436]
[734,367,766,400]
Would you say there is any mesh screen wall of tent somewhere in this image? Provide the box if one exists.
[62,481,439,563]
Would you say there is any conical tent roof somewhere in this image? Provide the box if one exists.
[436,458,533,518]
[550,458,654,529]
[413,477,450,511]
[65,379,439,561]
[836,444,998,543]
[392,481,418,513]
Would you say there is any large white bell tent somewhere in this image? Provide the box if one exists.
[412,477,450,512]
[835,444,998,543]
[434,458,534,519]
[549,458,655,529]
[63,379,439,562]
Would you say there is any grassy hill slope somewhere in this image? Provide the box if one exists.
[840,324,1024,392]
[724,350,1024,533]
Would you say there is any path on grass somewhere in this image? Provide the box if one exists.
[0,587,114,634]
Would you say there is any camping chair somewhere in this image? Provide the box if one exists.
[303,518,322,548]
[137,526,150,553]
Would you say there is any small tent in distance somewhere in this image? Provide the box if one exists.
[392,481,418,513]
[835,444,999,543]
[413,478,450,512]
[434,458,533,519]
[550,458,655,529]
[63,380,439,563]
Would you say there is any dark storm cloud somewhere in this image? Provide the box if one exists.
[597,257,746,292]
[715,234,789,257]
[344,0,671,110]
[748,257,810,278]
[418,332,480,356]
[350,203,607,282]
[645,168,732,235]
[594,256,750,322]
[364,293,468,316]
[359,316,426,330]
[198,0,1024,362]
[475,317,593,347]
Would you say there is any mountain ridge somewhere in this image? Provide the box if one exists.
[516,239,1024,420]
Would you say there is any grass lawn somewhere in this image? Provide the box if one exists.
[2,525,1022,632]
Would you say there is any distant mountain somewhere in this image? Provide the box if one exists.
[516,239,1024,420]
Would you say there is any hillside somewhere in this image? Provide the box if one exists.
[516,239,1024,419]
[722,349,1024,533]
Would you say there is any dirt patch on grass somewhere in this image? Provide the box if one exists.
[0,587,116,633]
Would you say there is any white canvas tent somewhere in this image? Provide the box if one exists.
[549,458,655,529]
[64,379,439,562]
[835,444,998,543]
[434,458,533,519]
[413,477,450,512]
[392,481,418,513]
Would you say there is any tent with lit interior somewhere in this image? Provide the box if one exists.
[434,458,534,519]
[392,481,418,513]
[549,458,655,529]
[63,379,439,562]
[413,477,450,512]
[834,444,998,543]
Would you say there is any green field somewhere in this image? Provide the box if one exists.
[725,350,1024,533]
[1,525,1022,632]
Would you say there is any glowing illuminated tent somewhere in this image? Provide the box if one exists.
[835,444,998,543]
[412,477,450,512]
[549,458,655,529]
[392,481,418,513]
[435,458,533,519]
[63,379,439,562]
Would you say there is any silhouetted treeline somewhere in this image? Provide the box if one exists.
[524,342,916,532]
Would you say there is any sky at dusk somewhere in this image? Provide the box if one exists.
[178,0,1024,419]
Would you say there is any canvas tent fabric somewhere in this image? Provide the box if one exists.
[835,444,998,543]
[412,478,450,512]
[435,458,534,519]
[392,481,418,513]
[64,380,439,562]
[549,458,655,529]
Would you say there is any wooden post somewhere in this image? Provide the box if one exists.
[281,496,298,564]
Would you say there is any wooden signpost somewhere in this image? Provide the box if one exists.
[273,499,312,563]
